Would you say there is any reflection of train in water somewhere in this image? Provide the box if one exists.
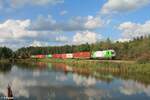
[31,49,116,60]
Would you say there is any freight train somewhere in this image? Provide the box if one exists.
[31,49,116,59]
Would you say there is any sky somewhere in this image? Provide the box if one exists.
[0,0,150,50]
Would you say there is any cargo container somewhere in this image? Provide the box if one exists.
[66,53,73,59]
[46,54,52,58]
[35,54,45,58]
[52,54,62,59]
[61,54,67,59]
[73,52,91,59]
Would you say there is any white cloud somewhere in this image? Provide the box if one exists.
[0,15,104,49]
[0,19,38,39]
[30,40,49,47]
[120,80,150,96]
[101,0,150,14]
[10,0,64,8]
[0,19,70,49]
[56,36,68,42]
[73,31,100,44]
[118,20,150,39]
[30,15,104,31]
[60,10,68,16]
[73,73,96,86]
[84,16,103,29]
[116,38,131,42]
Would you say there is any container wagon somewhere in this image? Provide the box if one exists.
[73,52,91,59]
[66,53,73,59]
[35,54,45,59]
[52,54,62,59]
[61,54,67,59]
[46,54,52,58]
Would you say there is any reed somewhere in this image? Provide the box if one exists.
[38,58,150,74]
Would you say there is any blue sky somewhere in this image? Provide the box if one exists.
[0,0,150,49]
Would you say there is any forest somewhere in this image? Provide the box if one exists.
[0,36,150,62]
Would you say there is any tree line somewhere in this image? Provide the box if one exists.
[0,47,13,59]
[0,36,150,62]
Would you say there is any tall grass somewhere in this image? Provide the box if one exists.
[38,58,150,74]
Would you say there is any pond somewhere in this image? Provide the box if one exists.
[0,62,150,100]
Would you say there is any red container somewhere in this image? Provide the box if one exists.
[35,54,45,58]
[73,52,91,59]
[61,54,67,59]
[52,54,62,58]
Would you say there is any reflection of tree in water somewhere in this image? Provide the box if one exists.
[15,62,37,70]
[0,63,12,73]
[15,62,49,71]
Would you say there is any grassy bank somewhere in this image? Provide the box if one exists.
[37,58,150,73]
[38,58,135,64]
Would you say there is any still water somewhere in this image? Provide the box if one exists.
[0,62,150,100]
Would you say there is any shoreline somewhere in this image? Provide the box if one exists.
[38,58,136,64]
[0,57,149,64]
